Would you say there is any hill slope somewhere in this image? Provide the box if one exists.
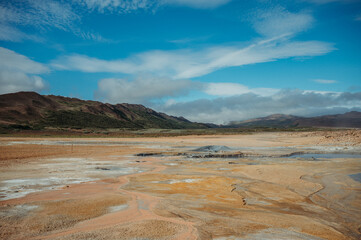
[296,111,361,128]
[0,92,207,130]
[229,114,299,128]
[229,112,361,128]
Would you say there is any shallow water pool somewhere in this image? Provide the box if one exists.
[287,153,361,160]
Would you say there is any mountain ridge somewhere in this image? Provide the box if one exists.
[228,112,361,128]
[0,91,208,130]
[0,91,360,131]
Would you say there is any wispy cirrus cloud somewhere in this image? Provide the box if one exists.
[0,0,79,31]
[302,0,356,4]
[0,24,43,42]
[168,35,212,44]
[74,0,231,13]
[162,0,232,9]
[252,6,314,37]
[0,0,231,42]
[0,0,108,42]
[0,47,48,94]
[313,79,338,84]
[52,5,333,78]
[0,0,79,42]
[73,0,156,13]
[51,36,334,79]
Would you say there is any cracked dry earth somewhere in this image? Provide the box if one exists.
[0,131,360,240]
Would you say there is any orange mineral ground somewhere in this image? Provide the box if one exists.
[0,130,360,240]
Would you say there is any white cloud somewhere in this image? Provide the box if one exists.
[94,78,281,106]
[92,76,358,125]
[75,31,109,42]
[52,36,334,79]
[157,90,361,124]
[0,0,79,42]
[74,0,155,13]
[0,0,107,42]
[0,0,232,42]
[0,24,43,42]
[162,0,231,9]
[0,71,47,94]
[0,47,48,94]
[0,1,78,29]
[0,47,49,74]
[303,0,351,4]
[168,35,211,44]
[313,79,338,84]
[206,83,249,96]
[25,0,79,30]
[94,77,196,104]
[252,6,314,37]
[74,0,231,12]
[205,83,279,97]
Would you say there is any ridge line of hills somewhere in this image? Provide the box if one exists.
[0,91,209,130]
[0,91,360,131]
[227,112,361,128]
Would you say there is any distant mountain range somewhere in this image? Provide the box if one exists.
[0,92,207,130]
[0,92,360,131]
[228,112,361,128]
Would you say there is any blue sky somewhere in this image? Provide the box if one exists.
[0,0,360,123]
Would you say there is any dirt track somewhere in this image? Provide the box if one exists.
[0,131,360,239]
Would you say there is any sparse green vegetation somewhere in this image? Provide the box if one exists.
[42,110,139,129]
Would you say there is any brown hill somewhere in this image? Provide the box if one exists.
[229,112,361,128]
[0,92,207,130]
[228,114,299,128]
[297,111,361,128]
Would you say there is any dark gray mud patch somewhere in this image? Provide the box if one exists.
[279,152,305,157]
[189,152,244,159]
[56,141,143,146]
[286,153,361,160]
[228,161,258,165]
[349,173,361,183]
[135,153,164,157]
[192,145,232,152]
[246,162,259,165]
[228,162,238,164]
[95,167,111,171]
[135,148,244,159]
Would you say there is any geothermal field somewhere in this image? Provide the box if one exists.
[0,130,360,240]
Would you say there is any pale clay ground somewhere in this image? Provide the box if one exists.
[0,130,360,240]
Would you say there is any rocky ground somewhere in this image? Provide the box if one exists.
[0,130,360,240]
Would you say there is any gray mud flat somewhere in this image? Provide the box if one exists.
[192,145,232,152]
[287,153,361,159]
[0,133,360,240]
[349,173,361,183]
